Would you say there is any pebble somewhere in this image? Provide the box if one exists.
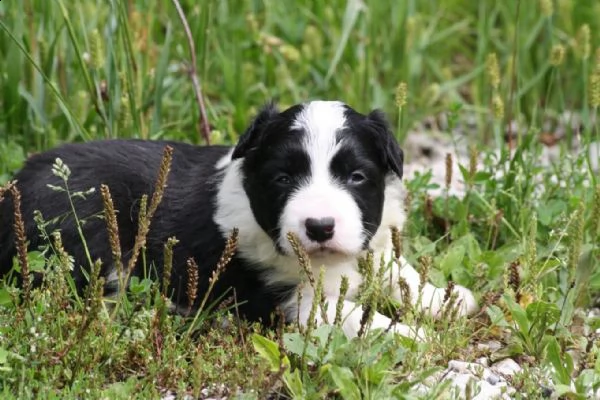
[492,358,522,376]
[477,340,503,353]
[422,358,517,399]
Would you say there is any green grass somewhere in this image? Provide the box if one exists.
[1,0,600,398]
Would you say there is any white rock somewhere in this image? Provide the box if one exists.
[448,360,478,374]
[477,340,503,352]
[448,372,475,392]
[445,372,512,400]
[492,358,522,376]
[589,142,599,171]
[476,357,490,367]
[472,380,511,400]
[485,373,501,385]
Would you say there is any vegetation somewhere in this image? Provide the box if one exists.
[1,0,600,398]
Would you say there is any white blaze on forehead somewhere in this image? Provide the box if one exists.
[292,100,347,177]
[277,100,364,257]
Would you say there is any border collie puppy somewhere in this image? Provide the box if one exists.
[0,101,478,338]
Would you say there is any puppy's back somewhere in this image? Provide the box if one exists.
[0,139,229,286]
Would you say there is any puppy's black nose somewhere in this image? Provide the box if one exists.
[305,217,335,243]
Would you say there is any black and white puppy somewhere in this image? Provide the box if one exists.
[0,101,478,338]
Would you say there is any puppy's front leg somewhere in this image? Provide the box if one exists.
[291,286,424,340]
[378,249,479,318]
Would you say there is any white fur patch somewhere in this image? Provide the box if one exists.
[215,148,234,170]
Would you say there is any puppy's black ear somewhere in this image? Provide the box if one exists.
[367,109,404,179]
[231,102,280,160]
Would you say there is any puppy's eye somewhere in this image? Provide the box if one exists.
[348,171,367,185]
[274,173,292,186]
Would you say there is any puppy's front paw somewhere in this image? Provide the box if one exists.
[452,284,479,316]
[369,313,426,341]
[390,323,427,342]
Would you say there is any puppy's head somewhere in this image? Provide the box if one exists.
[232,100,404,259]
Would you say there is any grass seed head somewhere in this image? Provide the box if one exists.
[395,81,408,109]
[492,94,505,120]
[550,44,566,66]
[397,276,412,316]
[443,280,455,304]
[89,28,105,70]
[334,275,350,327]
[486,53,501,90]
[508,260,521,302]
[567,205,584,281]
[539,0,554,17]
[575,24,591,60]
[8,183,31,305]
[589,69,600,108]
[418,255,432,290]
[119,94,132,131]
[101,184,123,281]
[162,237,179,298]
[391,226,403,259]
[591,184,600,240]
[186,257,199,310]
[469,145,478,183]
[445,152,453,190]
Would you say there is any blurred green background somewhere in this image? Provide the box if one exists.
[0,0,599,161]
